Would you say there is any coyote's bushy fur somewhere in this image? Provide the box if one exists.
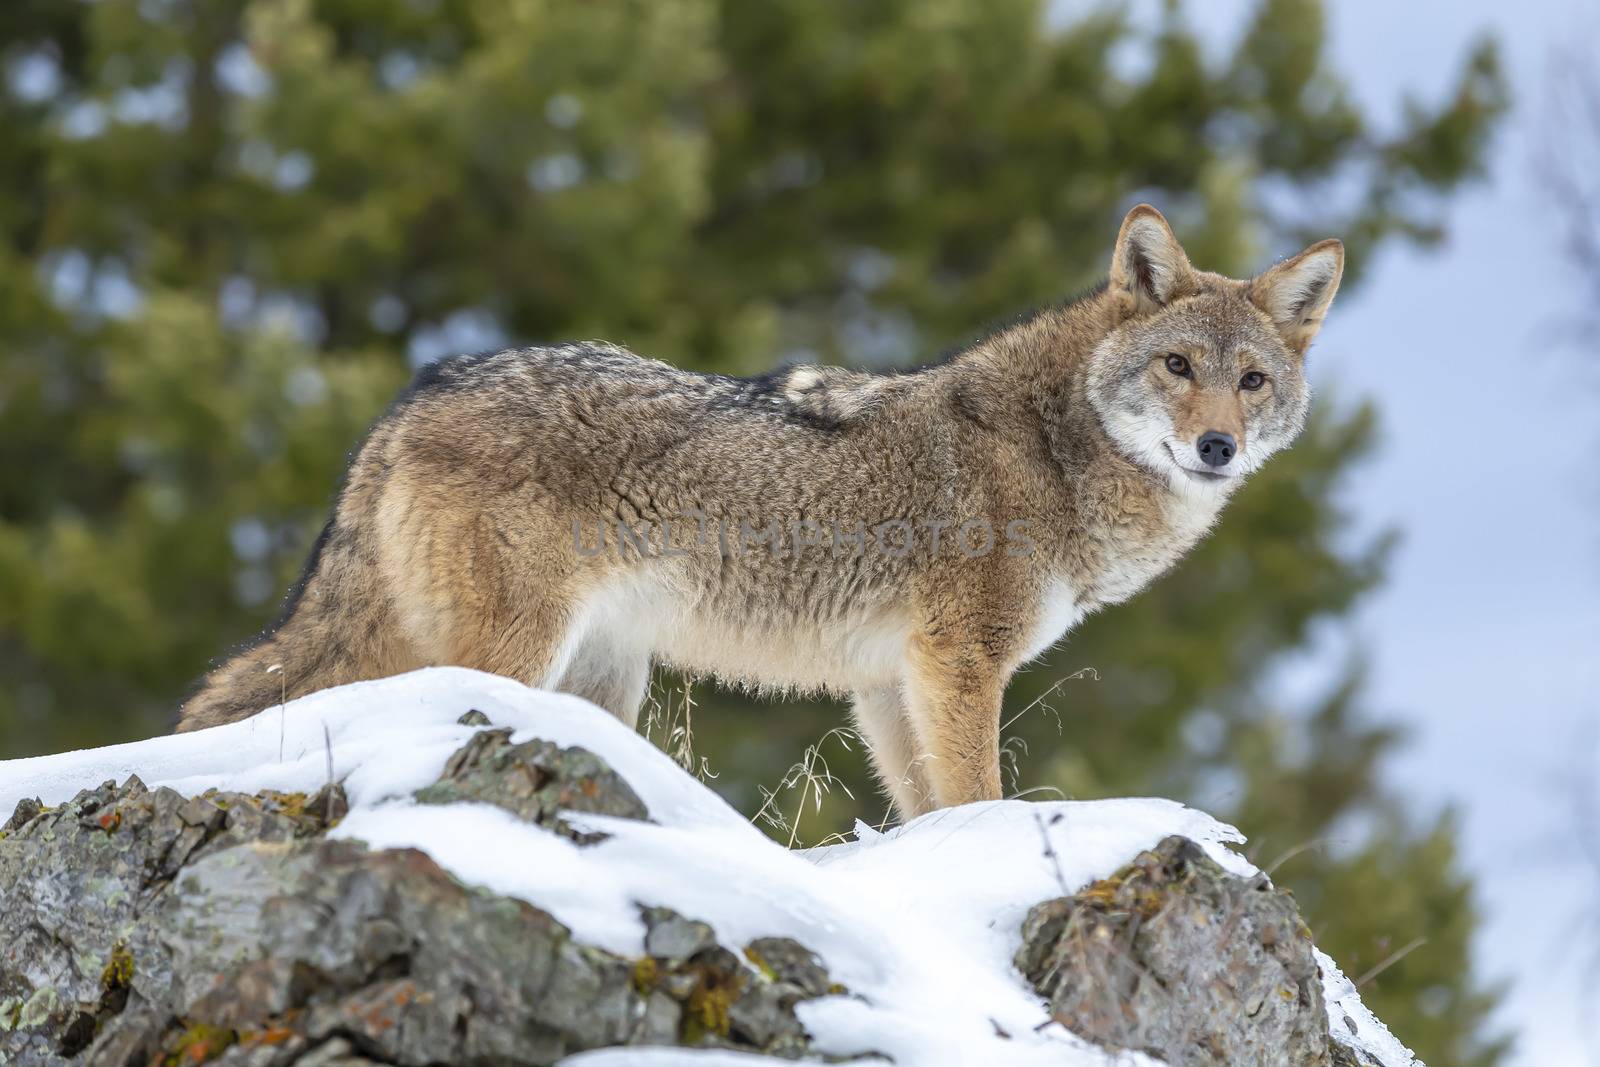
[180,205,1343,819]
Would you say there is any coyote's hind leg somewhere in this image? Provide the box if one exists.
[851,686,936,821]
[556,630,651,727]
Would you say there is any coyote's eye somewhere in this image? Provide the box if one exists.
[1163,354,1191,377]
[1240,371,1266,391]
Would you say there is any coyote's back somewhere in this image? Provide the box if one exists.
[181,341,940,725]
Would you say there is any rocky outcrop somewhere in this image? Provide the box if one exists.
[3,717,1385,1067]
[1015,835,1376,1067]
[0,729,844,1066]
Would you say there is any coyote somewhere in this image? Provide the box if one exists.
[180,205,1342,819]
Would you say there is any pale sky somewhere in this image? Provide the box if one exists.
[1245,1,1597,1061]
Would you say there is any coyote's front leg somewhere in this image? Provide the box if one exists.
[903,632,1009,809]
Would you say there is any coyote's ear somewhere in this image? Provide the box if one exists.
[1108,204,1194,315]
[1250,239,1344,355]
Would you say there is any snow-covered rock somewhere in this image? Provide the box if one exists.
[0,668,1419,1066]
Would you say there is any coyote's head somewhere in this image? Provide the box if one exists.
[1086,205,1343,493]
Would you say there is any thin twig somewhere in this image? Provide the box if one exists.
[267,663,285,761]
[1033,810,1070,895]
[1354,937,1426,989]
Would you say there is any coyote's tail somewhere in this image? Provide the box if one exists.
[175,516,398,733]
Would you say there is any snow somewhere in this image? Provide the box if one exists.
[564,1052,864,1067]
[1320,949,1422,1067]
[0,667,1419,1067]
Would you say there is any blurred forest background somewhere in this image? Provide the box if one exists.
[0,1,1511,1062]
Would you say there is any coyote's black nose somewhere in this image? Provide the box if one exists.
[1196,431,1235,468]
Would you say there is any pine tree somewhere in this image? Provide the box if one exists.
[0,1,1508,1061]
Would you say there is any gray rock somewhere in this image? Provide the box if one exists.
[1016,835,1370,1067]
[0,734,846,1066]
[413,727,647,842]
[0,778,348,1067]
[644,907,719,962]
[2,796,42,833]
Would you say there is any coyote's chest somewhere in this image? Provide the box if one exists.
[1021,576,1086,662]
[1062,482,1225,614]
